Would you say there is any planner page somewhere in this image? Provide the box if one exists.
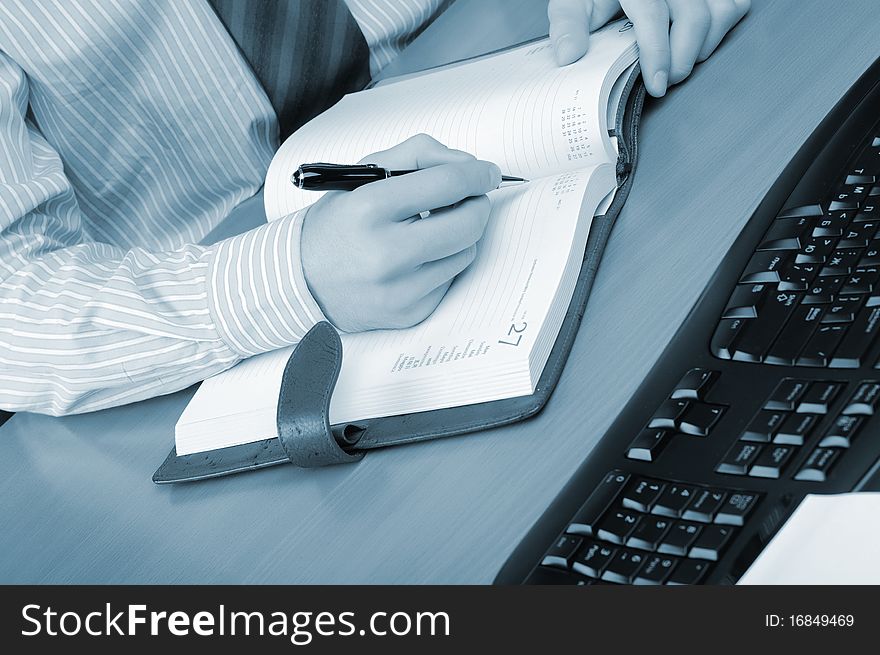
[264,19,637,221]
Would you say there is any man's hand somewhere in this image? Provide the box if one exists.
[548,0,751,96]
[300,134,501,332]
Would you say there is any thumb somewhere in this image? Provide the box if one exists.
[360,133,475,170]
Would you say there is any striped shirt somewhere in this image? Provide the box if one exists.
[0,0,440,416]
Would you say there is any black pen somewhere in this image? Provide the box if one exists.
[292,162,527,191]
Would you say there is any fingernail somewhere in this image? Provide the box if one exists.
[652,70,668,97]
[554,36,579,66]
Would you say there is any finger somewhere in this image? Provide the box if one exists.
[697,0,750,62]
[549,0,593,66]
[361,133,476,169]
[398,195,491,266]
[667,0,711,84]
[412,244,478,298]
[549,0,624,66]
[352,159,501,223]
[619,0,671,97]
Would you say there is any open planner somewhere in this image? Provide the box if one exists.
[155,20,646,482]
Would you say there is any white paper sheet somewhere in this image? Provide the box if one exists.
[737,493,880,584]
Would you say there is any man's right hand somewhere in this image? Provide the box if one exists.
[300,134,502,333]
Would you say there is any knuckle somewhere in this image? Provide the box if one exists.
[463,202,489,243]
[637,0,669,21]
[686,2,711,28]
[351,189,383,220]
[462,244,478,267]
[412,132,441,149]
[707,0,737,22]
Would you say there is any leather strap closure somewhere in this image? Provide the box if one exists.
[276,321,364,467]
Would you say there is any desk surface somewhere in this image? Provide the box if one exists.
[3,0,879,584]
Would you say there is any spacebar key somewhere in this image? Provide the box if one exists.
[732,291,802,362]
[765,305,823,365]
[830,305,880,367]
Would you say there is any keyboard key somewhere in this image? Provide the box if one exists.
[626,429,670,462]
[860,241,880,264]
[757,217,809,251]
[794,447,841,482]
[838,223,877,248]
[820,294,864,324]
[633,555,678,585]
[842,267,880,293]
[828,199,859,212]
[749,445,795,478]
[778,264,818,291]
[671,368,718,401]
[658,521,703,556]
[652,484,697,518]
[626,517,672,551]
[715,492,759,526]
[774,412,818,446]
[541,534,582,568]
[722,284,767,319]
[597,509,641,545]
[622,479,666,512]
[845,174,876,185]
[778,204,823,219]
[682,489,726,523]
[842,381,880,415]
[601,549,645,584]
[796,381,842,413]
[812,214,849,238]
[568,470,629,536]
[818,414,864,448]
[739,251,789,284]
[666,559,709,585]
[689,525,734,561]
[820,250,863,276]
[716,442,763,475]
[871,186,880,197]
[741,410,786,442]
[525,566,592,585]
[571,541,617,578]
[796,237,837,264]
[803,275,844,304]
[648,399,689,430]
[796,324,848,366]
[678,403,725,437]
[765,379,810,410]
[764,305,824,365]
[711,318,747,359]
[732,292,801,362]
[829,306,880,367]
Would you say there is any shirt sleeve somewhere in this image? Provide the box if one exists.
[0,54,324,416]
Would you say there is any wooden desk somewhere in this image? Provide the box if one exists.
[2,0,879,583]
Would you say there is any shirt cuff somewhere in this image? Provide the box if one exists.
[206,208,328,358]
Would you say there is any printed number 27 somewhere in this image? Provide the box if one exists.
[499,322,527,346]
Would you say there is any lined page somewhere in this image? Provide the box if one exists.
[330,164,615,423]
[264,20,637,220]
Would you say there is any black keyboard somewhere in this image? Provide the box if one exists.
[495,58,880,585]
